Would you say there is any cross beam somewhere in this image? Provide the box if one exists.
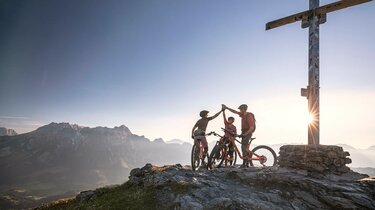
[265,0,372,145]
[266,0,372,30]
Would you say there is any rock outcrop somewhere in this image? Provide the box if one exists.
[38,164,375,210]
[279,145,352,174]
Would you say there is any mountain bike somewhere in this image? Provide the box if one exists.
[208,128,277,169]
[191,132,214,171]
[207,132,237,167]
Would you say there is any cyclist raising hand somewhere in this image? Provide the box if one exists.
[223,110,237,164]
[191,108,223,166]
[222,104,255,168]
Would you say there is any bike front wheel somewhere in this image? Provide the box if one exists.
[191,144,201,171]
[208,144,226,170]
[249,145,277,167]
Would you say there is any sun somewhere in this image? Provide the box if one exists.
[307,113,314,125]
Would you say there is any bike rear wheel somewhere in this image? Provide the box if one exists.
[191,144,201,171]
[208,144,226,170]
[249,145,277,167]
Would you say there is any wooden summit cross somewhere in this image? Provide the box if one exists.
[266,0,372,145]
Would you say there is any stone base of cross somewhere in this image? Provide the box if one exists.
[278,145,352,174]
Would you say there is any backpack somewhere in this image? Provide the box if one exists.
[249,112,256,132]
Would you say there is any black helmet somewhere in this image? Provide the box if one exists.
[238,104,248,110]
[200,110,209,117]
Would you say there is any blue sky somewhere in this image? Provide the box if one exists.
[0,0,374,148]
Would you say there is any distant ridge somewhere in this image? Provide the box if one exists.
[166,139,186,144]
[35,122,132,133]
[336,144,356,150]
[0,127,17,136]
[0,122,190,209]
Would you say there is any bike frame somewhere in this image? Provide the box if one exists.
[194,139,205,160]
[212,130,264,162]
[231,137,262,161]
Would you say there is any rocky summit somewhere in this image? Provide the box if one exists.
[38,163,375,210]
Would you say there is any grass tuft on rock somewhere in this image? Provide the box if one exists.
[35,183,159,210]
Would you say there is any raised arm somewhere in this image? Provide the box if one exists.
[210,109,223,120]
[224,105,240,115]
[223,110,228,124]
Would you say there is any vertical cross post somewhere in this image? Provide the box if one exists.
[265,0,372,146]
[308,0,320,145]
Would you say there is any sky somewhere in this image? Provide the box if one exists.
[0,0,374,149]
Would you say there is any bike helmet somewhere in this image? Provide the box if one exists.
[238,104,248,110]
[200,110,209,117]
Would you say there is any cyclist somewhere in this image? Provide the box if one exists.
[222,109,237,165]
[191,109,223,167]
[222,104,255,168]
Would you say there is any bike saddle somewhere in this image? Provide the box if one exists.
[251,138,256,140]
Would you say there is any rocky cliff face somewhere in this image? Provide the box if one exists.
[38,164,375,210]
[0,127,17,136]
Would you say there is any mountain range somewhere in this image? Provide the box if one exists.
[0,123,191,209]
[0,127,17,136]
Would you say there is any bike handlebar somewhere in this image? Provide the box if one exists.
[205,129,259,150]
[208,129,255,145]
[206,131,223,138]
